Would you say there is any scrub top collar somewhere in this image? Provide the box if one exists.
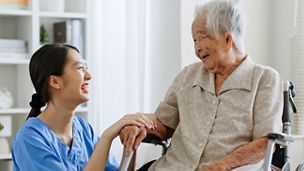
[33,116,83,165]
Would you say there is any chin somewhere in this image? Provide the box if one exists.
[82,96,90,102]
[203,66,216,73]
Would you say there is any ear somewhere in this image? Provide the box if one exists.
[49,75,62,90]
[225,32,232,51]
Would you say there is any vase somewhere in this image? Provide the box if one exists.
[0,137,9,154]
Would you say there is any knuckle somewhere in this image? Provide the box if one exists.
[130,126,138,132]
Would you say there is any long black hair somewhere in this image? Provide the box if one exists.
[26,44,79,120]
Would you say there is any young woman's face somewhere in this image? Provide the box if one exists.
[59,48,91,105]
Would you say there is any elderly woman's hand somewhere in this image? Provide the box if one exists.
[115,113,155,155]
[119,125,148,155]
[103,113,154,146]
[199,162,230,171]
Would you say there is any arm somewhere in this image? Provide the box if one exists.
[83,131,114,171]
[199,136,268,171]
[119,113,174,155]
[84,114,153,171]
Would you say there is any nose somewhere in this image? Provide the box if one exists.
[195,43,202,57]
[84,69,91,80]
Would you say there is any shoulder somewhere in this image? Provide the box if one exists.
[182,62,203,75]
[253,64,281,83]
[73,116,94,133]
[73,116,98,142]
[254,63,280,76]
[12,118,55,157]
[73,115,88,128]
[175,62,204,83]
[13,118,50,146]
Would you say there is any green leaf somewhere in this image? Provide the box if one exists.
[0,123,3,131]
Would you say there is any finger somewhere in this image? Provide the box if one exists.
[118,127,125,143]
[124,114,152,129]
[121,132,128,146]
[138,114,155,129]
[130,119,150,129]
[126,115,152,129]
[125,133,136,155]
[133,128,147,150]
[134,112,153,128]
[119,126,130,146]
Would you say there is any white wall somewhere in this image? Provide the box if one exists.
[144,0,181,112]
[272,0,295,81]
[242,0,274,66]
[180,0,295,81]
[180,0,202,66]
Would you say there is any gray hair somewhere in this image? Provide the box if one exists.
[194,0,245,53]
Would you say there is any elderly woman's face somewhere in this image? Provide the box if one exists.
[192,17,229,73]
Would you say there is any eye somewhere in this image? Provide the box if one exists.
[77,63,85,69]
[77,66,84,70]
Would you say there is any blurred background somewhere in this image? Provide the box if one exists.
[0,0,303,170]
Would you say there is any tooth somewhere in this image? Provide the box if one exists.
[83,85,88,89]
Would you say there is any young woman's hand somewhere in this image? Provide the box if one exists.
[103,113,156,140]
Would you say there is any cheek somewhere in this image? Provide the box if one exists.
[208,42,220,54]
[201,40,213,50]
[64,73,83,87]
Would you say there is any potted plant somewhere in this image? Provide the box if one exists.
[40,25,50,44]
[0,122,3,131]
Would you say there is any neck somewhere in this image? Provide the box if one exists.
[216,51,246,80]
[38,100,76,136]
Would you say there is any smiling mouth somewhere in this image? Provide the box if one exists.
[202,54,210,59]
[81,84,89,92]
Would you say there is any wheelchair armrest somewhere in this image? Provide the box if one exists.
[142,134,165,144]
[142,133,169,155]
[267,133,294,142]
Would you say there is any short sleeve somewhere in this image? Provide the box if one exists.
[155,67,187,129]
[253,69,283,139]
[12,131,66,171]
[79,116,99,148]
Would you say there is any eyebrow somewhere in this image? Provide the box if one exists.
[73,61,85,66]
[196,30,206,34]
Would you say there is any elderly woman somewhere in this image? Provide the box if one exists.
[119,0,283,170]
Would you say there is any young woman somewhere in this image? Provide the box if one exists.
[12,44,155,171]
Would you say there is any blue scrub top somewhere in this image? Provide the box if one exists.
[12,116,119,171]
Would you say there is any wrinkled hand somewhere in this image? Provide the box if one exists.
[103,113,154,141]
[119,125,147,155]
[199,163,229,171]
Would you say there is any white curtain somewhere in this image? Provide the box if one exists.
[88,0,181,167]
[291,0,304,135]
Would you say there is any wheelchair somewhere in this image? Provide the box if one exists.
[119,81,304,171]
[264,81,304,171]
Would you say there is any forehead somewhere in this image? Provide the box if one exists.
[66,48,83,64]
[192,17,208,34]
